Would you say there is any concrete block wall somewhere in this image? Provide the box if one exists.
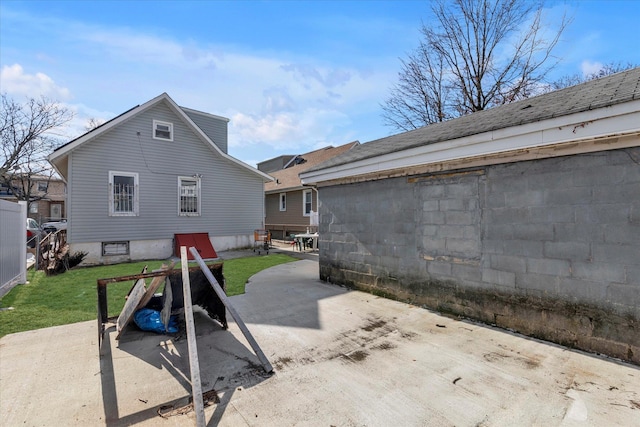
[318,147,640,364]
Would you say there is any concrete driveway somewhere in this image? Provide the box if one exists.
[1,258,639,426]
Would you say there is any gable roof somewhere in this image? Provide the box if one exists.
[301,67,640,184]
[264,141,359,193]
[48,93,272,182]
[257,154,297,174]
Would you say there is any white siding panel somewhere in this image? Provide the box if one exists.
[69,101,263,244]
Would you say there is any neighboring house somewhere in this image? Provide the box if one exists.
[48,93,272,265]
[300,68,640,364]
[0,174,66,224]
[260,142,358,240]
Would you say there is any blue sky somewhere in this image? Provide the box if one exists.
[1,0,639,167]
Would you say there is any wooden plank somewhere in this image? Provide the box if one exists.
[189,247,274,373]
[116,278,146,340]
[180,246,206,427]
[136,262,175,310]
[125,265,147,298]
[160,277,172,330]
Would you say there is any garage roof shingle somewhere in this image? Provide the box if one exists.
[306,67,640,173]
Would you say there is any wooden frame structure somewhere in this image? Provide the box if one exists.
[97,247,273,426]
[96,263,225,349]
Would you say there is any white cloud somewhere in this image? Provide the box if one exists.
[229,107,351,151]
[81,29,224,70]
[580,60,604,76]
[0,11,396,162]
[0,64,71,100]
[232,113,300,147]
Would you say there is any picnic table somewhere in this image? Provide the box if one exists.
[294,232,318,251]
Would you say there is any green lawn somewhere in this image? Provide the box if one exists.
[0,253,296,338]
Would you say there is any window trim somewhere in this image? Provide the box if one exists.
[178,176,201,216]
[153,120,174,141]
[108,171,139,216]
[302,189,312,217]
[279,193,287,211]
[102,241,130,256]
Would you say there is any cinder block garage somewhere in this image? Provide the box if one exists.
[301,68,640,364]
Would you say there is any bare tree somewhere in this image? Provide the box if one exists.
[382,42,453,131]
[85,117,105,132]
[1,94,73,210]
[382,0,568,131]
[549,61,637,91]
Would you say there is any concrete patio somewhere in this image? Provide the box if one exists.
[1,257,639,426]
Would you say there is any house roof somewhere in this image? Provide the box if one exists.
[264,141,359,193]
[48,93,272,182]
[301,67,640,184]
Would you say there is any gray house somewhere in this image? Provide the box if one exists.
[301,68,640,364]
[49,93,272,264]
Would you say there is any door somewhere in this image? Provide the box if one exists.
[50,204,61,220]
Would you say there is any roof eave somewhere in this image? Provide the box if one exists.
[301,100,640,185]
[47,92,274,183]
[265,185,306,195]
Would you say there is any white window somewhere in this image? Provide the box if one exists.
[153,120,173,141]
[109,171,139,216]
[303,189,312,216]
[29,202,38,213]
[38,182,48,192]
[279,193,286,211]
[179,176,201,216]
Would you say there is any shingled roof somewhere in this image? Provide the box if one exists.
[264,141,359,193]
[305,67,640,174]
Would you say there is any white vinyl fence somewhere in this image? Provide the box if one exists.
[0,200,27,297]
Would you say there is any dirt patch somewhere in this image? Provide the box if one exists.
[483,352,508,363]
[345,350,369,362]
[274,356,293,370]
[372,342,396,351]
[484,351,540,369]
[363,319,387,332]
[401,331,418,340]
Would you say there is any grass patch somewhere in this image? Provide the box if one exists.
[0,253,296,338]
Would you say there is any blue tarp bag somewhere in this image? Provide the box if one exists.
[134,308,179,334]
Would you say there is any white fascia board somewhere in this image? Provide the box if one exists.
[48,93,170,163]
[301,100,640,184]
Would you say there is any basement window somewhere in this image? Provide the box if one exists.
[153,120,173,141]
[102,241,130,256]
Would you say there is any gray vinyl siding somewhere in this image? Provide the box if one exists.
[182,109,228,154]
[68,101,263,243]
